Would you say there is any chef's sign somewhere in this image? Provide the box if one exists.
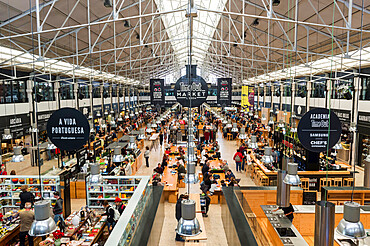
[297,108,341,153]
[47,108,90,151]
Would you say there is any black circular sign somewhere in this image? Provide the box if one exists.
[175,75,208,108]
[297,108,342,153]
[47,108,90,151]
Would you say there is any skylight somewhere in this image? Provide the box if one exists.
[155,0,227,67]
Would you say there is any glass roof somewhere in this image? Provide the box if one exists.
[243,47,370,84]
[155,0,227,66]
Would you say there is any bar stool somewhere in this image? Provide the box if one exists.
[320,178,332,191]
[227,133,233,140]
[333,178,343,187]
[300,178,310,191]
[343,178,353,187]
[260,175,269,186]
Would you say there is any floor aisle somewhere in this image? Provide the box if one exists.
[135,131,256,246]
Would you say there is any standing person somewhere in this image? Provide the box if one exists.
[20,185,35,209]
[159,130,164,146]
[53,191,64,225]
[233,149,243,172]
[19,202,34,246]
[101,200,116,233]
[144,146,150,167]
[115,197,126,215]
[175,194,188,242]
[0,165,7,175]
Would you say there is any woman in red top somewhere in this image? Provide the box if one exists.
[0,165,7,175]
[233,149,243,172]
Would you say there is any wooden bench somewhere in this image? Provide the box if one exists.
[189,194,202,213]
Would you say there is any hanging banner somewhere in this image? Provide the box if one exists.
[175,65,208,108]
[47,107,90,151]
[241,86,254,112]
[217,78,232,107]
[297,108,342,153]
[150,79,165,105]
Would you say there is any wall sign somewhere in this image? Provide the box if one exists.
[150,79,165,105]
[241,86,254,112]
[217,78,232,106]
[47,108,90,151]
[175,65,208,108]
[297,108,342,153]
[77,147,87,168]
[0,114,30,138]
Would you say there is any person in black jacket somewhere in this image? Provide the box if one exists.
[201,161,210,176]
[53,192,64,225]
[115,197,126,215]
[20,185,35,209]
[101,200,116,233]
[175,194,188,242]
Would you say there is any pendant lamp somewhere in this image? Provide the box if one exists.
[176,200,201,236]
[11,146,24,162]
[248,135,258,149]
[2,129,12,140]
[89,163,102,184]
[238,127,247,139]
[336,202,366,239]
[262,147,274,164]
[231,123,238,133]
[283,163,301,185]
[112,147,124,163]
[29,200,57,236]
[137,128,146,140]
[127,136,137,150]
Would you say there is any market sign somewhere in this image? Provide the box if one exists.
[47,108,90,151]
[217,78,232,106]
[175,65,208,108]
[297,108,341,153]
[150,79,165,105]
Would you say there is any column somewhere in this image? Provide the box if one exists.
[74,81,78,110]
[306,78,312,111]
[351,76,360,167]
[291,79,296,118]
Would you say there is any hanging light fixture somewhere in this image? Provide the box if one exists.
[2,129,12,140]
[127,135,137,150]
[90,122,95,133]
[101,120,107,129]
[151,121,158,128]
[11,146,24,162]
[333,138,343,150]
[183,162,198,184]
[231,123,238,133]
[137,128,146,140]
[262,147,274,164]
[278,119,285,128]
[261,114,267,121]
[89,163,102,184]
[146,123,153,133]
[176,200,201,236]
[96,111,101,118]
[117,114,123,122]
[29,200,57,236]
[248,111,253,117]
[248,135,259,149]
[336,202,366,239]
[124,111,129,119]
[239,127,247,139]
[112,147,124,163]
[47,140,56,150]
[268,119,274,125]
[225,120,232,128]
[283,163,301,185]
[104,111,109,116]
[222,118,228,124]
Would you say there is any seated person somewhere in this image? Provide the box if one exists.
[202,161,210,175]
[178,146,185,155]
[225,170,236,180]
[165,148,171,155]
[154,163,163,175]
[176,162,186,180]
[220,180,227,187]
[162,154,169,167]
[220,160,230,172]
[152,170,162,186]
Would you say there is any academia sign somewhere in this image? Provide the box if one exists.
[47,108,90,151]
[297,108,341,153]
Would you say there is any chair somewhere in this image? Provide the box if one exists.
[333,178,343,187]
[300,178,310,191]
[260,175,269,186]
[320,178,332,191]
[343,178,353,187]
[227,133,233,141]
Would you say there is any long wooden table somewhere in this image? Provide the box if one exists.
[162,165,178,203]
[189,193,202,213]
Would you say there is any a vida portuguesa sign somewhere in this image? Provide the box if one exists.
[47,108,90,151]
[297,108,342,153]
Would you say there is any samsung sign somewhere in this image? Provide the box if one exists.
[47,108,90,151]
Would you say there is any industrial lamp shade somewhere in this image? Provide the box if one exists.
[238,128,247,139]
[183,162,198,184]
[112,148,124,163]
[283,163,301,185]
[11,147,24,162]
[336,202,366,239]
[2,129,12,140]
[137,128,146,140]
[89,163,102,184]
[176,200,201,236]
[262,147,274,164]
[29,200,57,236]
[248,135,258,149]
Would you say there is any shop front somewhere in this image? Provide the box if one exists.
[358,112,370,167]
